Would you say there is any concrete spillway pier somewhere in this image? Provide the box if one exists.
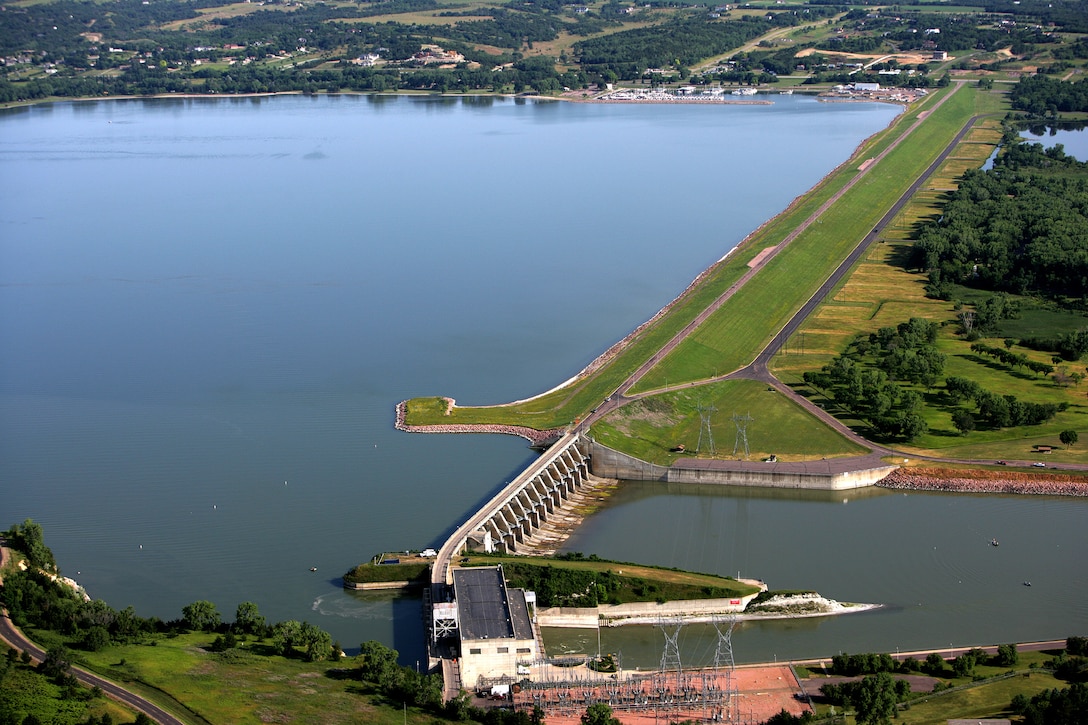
[423,431,897,697]
[430,432,589,589]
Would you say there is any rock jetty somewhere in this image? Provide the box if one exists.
[878,467,1088,497]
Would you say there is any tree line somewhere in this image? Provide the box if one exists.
[1010,75,1088,115]
[1,520,341,663]
[966,343,1055,377]
[945,374,1064,432]
[0,59,588,103]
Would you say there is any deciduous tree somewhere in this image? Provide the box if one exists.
[996,643,1019,667]
[182,600,221,632]
[952,409,975,435]
[851,672,897,725]
[582,702,620,725]
[234,601,265,635]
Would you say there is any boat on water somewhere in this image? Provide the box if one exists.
[991,538,999,546]
[731,87,758,96]
[779,89,793,95]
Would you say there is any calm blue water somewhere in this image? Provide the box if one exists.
[1025,126,1088,160]
[981,126,1087,170]
[10,95,1078,668]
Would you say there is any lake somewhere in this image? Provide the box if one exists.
[3,94,1083,666]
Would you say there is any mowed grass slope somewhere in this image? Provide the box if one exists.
[592,379,867,465]
[404,86,969,430]
[633,85,977,391]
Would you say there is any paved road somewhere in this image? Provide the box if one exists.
[579,84,963,439]
[789,639,1069,668]
[0,543,189,725]
[577,86,1088,476]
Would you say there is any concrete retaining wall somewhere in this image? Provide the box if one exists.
[537,592,763,628]
[588,441,894,491]
[589,444,669,481]
[343,580,422,591]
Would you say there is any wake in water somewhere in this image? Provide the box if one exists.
[312,593,395,620]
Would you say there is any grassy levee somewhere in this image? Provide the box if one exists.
[402,88,964,430]
[630,86,976,393]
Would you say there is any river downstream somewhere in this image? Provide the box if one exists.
[2,95,1084,665]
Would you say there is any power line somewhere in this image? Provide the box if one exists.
[696,404,717,455]
[732,411,753,459]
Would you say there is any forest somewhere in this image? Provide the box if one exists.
[572,7,837,79]
[1010,74,1088,114]
[913,130,1088,301]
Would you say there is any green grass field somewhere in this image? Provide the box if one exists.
[54,631,439,725]
[591,379,867,465]
[803,649,1070,725]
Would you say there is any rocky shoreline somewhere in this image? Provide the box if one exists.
[742,592,880,621]
[878,467,1088,497]
[539,592,880,628]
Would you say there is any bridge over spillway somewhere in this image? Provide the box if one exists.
[429,432,589,590]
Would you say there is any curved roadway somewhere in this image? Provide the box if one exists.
[0,543,188,725]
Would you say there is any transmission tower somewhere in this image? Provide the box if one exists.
[657,619,683,674]
[732,411,753,459]
[696,404,717,455]
[712,615,736,671]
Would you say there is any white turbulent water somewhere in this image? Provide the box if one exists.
[3,95,1083,665]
